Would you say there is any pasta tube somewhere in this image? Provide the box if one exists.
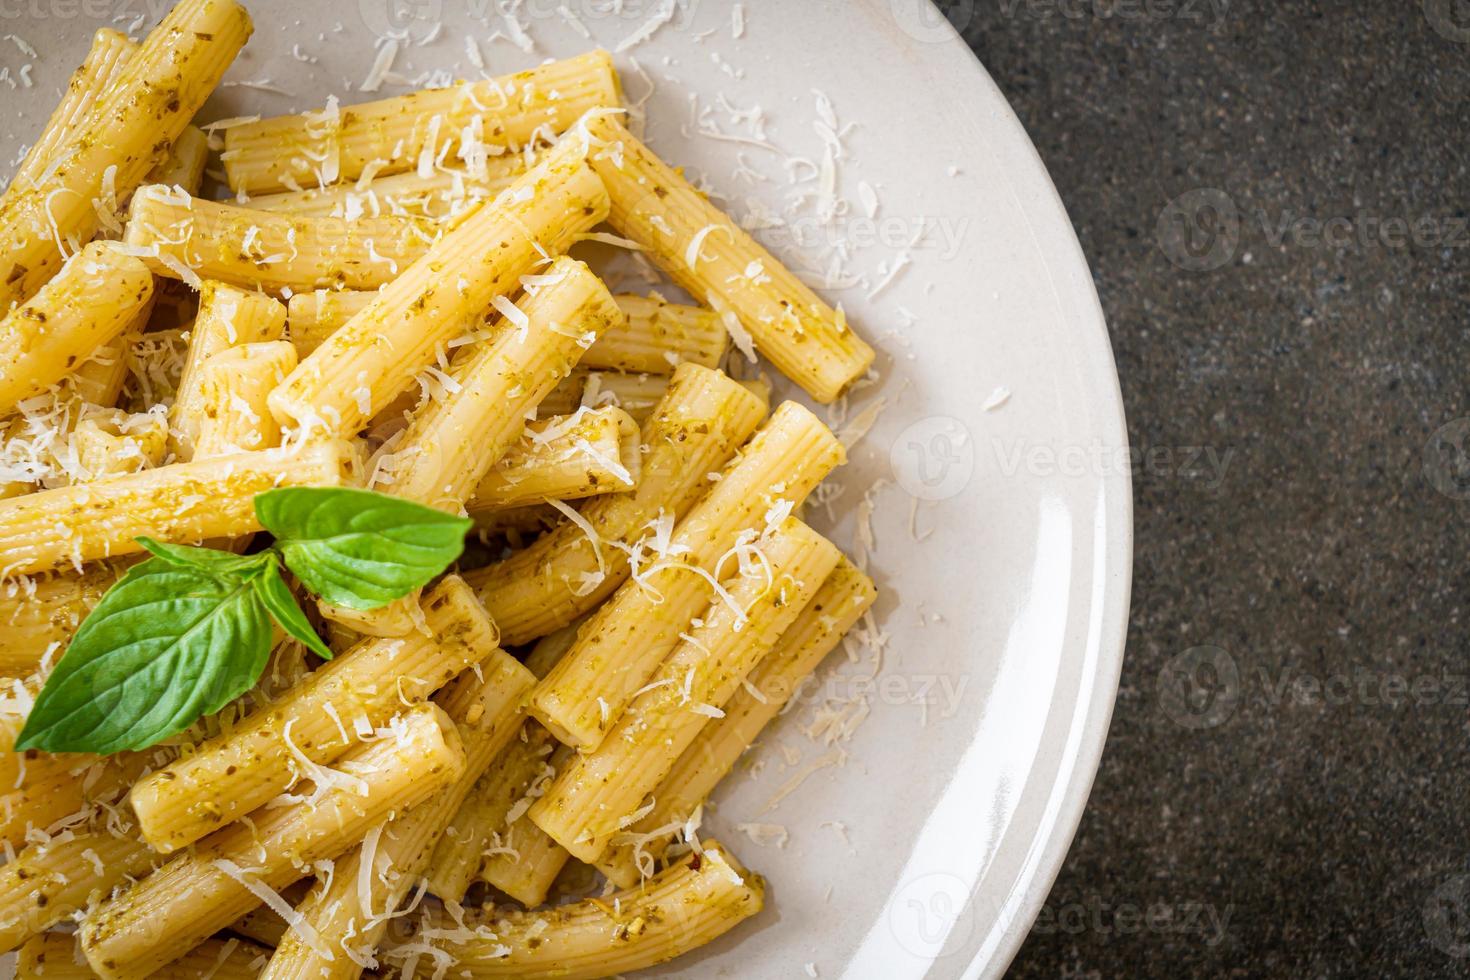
[260,651,535,980]
[475,745,573,907]
[8,29,134,194]
[286,289,725,374]
[594,294,728,373]
[191,341,298,457]
[0,761,94,851]
[128,575,499,854]
[20,932,272,980]
[423,721,555,902]
[529,518,840,861]
[267,136,609,439]
[144,126,210,195]
[314,591,420,639]
[463,363,767,645]
[374,257,623,509]
[224,882,311,948]
[600,559,876,886]
[0,829,158,954]
[171,281,287,460]
[452,622,578,906]
[579,370,672,421]
[80,703,465,980]
[0,744,163,852]
[0,441,352,577]
[384,842,762,979]
[345,258,618,637]
[0,242,154,414]
[222,51,620,194]
[529,400,844,749]
[125,186,438,293]
[555,372,770,425]
[283,289,374,356]
[0,0,250,309]
[582,115,874,402]
[466,406,640,515]
[70,411,169,480]
[66,311,150,409]
[0,560,126,677]
[247,159,529,221]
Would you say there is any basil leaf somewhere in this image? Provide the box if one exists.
[253,559,334,661]
[137,537,272,577]
[256,487,471,611]
[15,559,274,754]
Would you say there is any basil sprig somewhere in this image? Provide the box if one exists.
[15,488,471,755]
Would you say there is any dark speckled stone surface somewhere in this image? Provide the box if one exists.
[930,1,1470,976]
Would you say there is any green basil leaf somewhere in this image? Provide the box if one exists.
[137,537,273,578]
[256,487,471,611]
[253,559,334,661]
[15,559,275,754]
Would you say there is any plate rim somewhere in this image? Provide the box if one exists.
[894,8,1134,978]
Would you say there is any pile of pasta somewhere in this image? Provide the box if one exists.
[0,1,879,977]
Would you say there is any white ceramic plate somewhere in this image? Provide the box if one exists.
[2,1,1130,976]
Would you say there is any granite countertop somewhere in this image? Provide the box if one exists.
[931,1,1470,976]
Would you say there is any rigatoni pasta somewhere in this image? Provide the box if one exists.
[528,401,845,750]
[385,842,763,979]
[528,517,841,862]
[260,651,534,980]
[190,341,298,457]
[267,135,609,438]
[0,15,889,978]
[7,29,135,195]
[81,703,465,979]
[20,932,273,980]
[0,0,250,309]
[0,827,158,953]
[285,288,727,374]
[465,406,640,515]
[464,362,768,645]
[146,125,210,195]
[0,242,154,414]
[222,51,620,193]
[423,721,556,902]
[127,575,499,854]
[170,281,287,459]
[436,623,577,907]
[371,256,623,510]
[247,158,529,221]
[126,185,438,293]
[581,114,875,403]
[600,558,877,886]
[0,441,352,576]
[0,561,126,677]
